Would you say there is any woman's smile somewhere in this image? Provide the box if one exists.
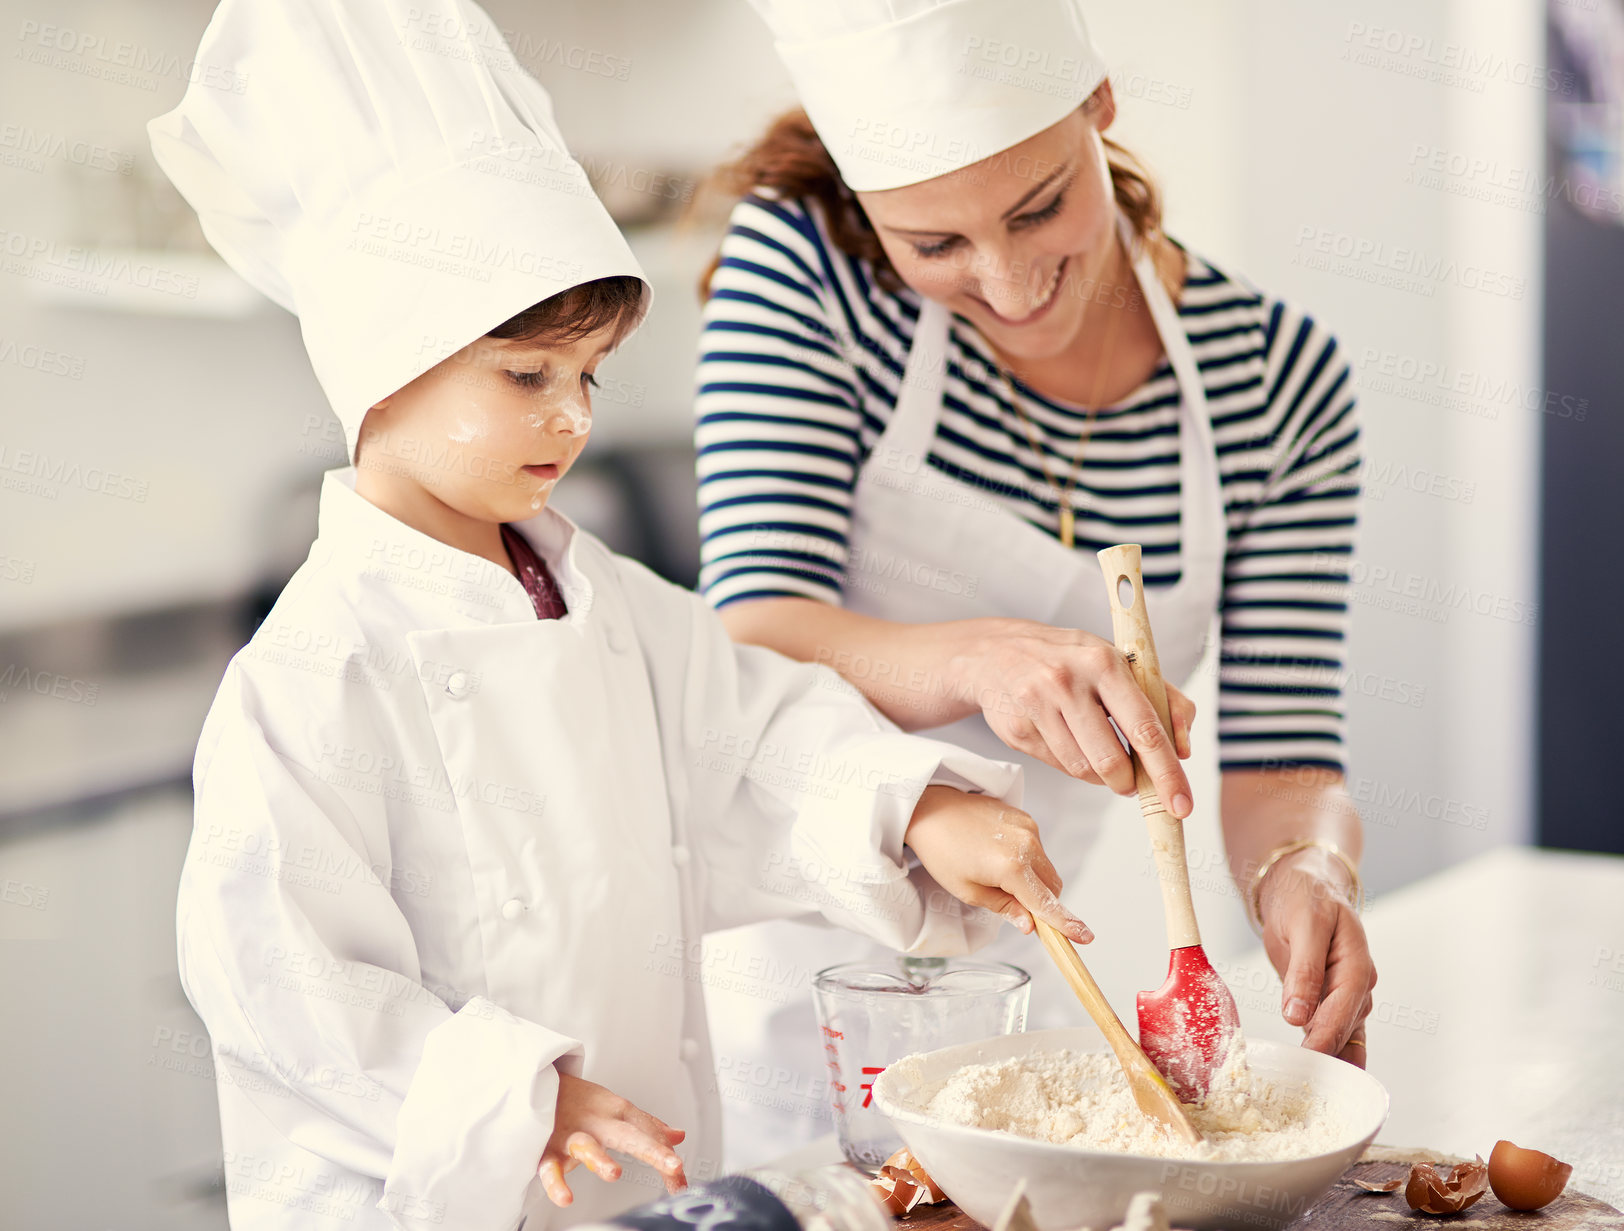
[971,255,1069,326]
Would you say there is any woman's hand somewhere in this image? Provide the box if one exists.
[952,619,1197,815]
[1255,847,1377,1066]
[904,785,1094,943]
[538,1073,688,1206]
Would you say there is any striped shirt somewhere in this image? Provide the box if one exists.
[694,195,1361,772]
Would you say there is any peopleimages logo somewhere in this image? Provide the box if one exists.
[0,336,86,379]
[1309,553,1539,627]
[0,664,99,705]
[0,123,134,174]
[1358,347,1588,422]
[0,229,201,299]
[1292,226,1526,300]
[0,444,149,503]
[346,213,583,283]
[1340,22,1577,96]
[848,544,979,599]
[1353,457,1476,505]
[400,7,631,81]
[846,117,984,172]
[1406,143,1624,217]
[14,20,250,93]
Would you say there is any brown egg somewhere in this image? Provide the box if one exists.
[1488,1139,1573,1212]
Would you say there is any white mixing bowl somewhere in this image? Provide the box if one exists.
[872,1028,1388,1231]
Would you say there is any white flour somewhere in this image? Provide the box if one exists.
[919,1039,1348,1162]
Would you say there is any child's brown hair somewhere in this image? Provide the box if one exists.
[489,274,645,346]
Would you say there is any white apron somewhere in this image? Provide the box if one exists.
[709,222,1227,1164]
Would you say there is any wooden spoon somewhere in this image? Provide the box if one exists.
[1034,919,1203,1146]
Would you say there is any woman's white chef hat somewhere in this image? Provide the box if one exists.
[746,0,1107,192]
[150,0,648,461]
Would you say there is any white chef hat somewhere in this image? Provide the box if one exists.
[150,0,649,461]
[747,0,1107,192]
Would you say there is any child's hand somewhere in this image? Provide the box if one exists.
[904,785,1094,944]
[538,1073,688,1206]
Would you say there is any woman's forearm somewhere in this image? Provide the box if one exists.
[720,596,994,731]
[1221,768,1363,914]
[721,597,1201,805]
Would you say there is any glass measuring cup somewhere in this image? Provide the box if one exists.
[812,957,1029,1171]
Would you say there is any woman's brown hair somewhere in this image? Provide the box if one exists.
[700,92,1162,298]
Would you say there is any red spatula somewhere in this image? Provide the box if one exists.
[1097,544,1240,1102]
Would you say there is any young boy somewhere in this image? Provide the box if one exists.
[152,3,1091,1229]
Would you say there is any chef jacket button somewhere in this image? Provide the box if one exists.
[606,625,628,654]
[679,1037,700,1062]
[501,898,525,921]
[444,671,470,699]
[670,844,691,867]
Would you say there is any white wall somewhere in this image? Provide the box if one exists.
[0,0,326,631]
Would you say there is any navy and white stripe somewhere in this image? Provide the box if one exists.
[695,195,1360,772]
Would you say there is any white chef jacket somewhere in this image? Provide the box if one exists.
[179,468,1014,1231]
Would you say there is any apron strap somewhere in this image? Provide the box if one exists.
[1124,224,1228,600]
[870,299,952,467]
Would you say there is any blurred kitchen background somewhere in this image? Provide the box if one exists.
[2,0,1621,1226]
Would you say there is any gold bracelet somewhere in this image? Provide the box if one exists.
[1245,838,1364,933]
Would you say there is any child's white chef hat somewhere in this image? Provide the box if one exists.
[746,0,1107,192]
[150,0,648,461]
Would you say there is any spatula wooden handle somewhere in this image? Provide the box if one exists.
[1034,919,1138,1055]
[1096,544,1201,950]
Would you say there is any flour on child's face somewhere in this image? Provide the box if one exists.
[525,390,591,435]
[354,327,614,525]
[917,1039,1349,1163]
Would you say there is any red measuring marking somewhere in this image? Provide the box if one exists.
[860,1066,886,1108]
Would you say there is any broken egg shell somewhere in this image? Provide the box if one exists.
[870,1148,947,1215]
[1404,1156,1489,1215]
[1487,1139,1573,1212]
[873,1176,926,1218]
[1352,1177,1405,1193]
[885,1149,945,1202]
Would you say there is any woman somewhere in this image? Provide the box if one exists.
[694,0,1373,1107]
